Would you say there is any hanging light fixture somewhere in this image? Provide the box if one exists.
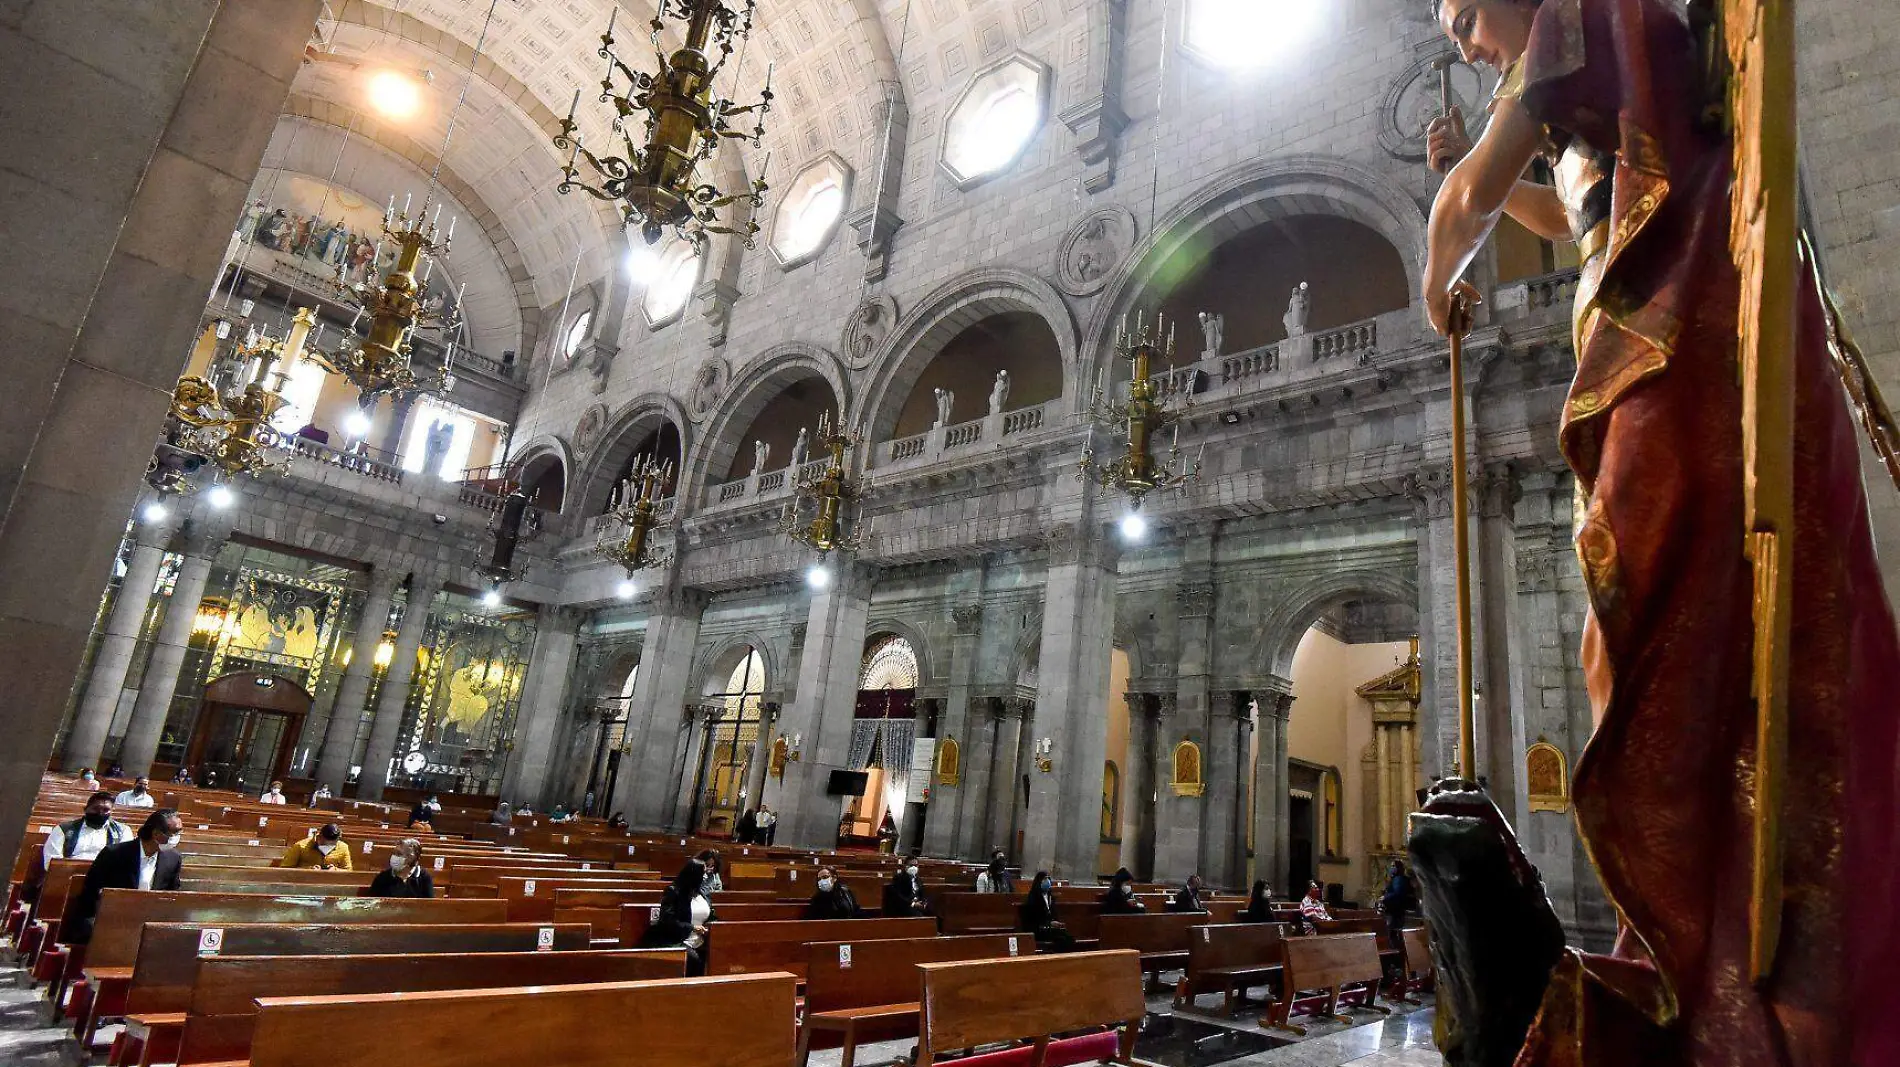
[1080,310,1203,512]
[314,195,461,402]
[554,3,775,247]
[780,411,871,560]
[597,453,676,575]
[474,483,542,592]
[150,307,318,495]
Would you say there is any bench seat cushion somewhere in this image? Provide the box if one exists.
[938,1030,1120,1067]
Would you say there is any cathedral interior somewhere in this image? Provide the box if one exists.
[2,0,1896,1063]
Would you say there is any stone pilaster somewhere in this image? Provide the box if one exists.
[65,508,178,771]
[314,569,403,791]
[1158,557,1215,880]
[924,601,985,858]
[1122,691,1156,879]
[119,515,230,775]
[989,697,1032,860]
[502,605,585,805]
[958,696,1000,856]
[673,702,722,831]
[1057,0,1130,193]
[1201,690,1252,889]
[356,571,443,800]
[775,561,874,847]
[1250,690,1295,892]
[621,585,707,829]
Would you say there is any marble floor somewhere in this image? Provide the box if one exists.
[801,987,1441,1067]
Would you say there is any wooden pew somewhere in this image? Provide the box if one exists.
[1396,926,1434,1000]
[1096,912,1206,987]
[555,887,782,935]
[1174,922,1289,1015]
[494,875,668,921]
[934,892,1022,934]
[169,949,686,1064]
[619,902,806,947]
[242,972,796,1067]
[799,933,1027,1067]
[1260,933,1389,1035]
[706,917,938,977]
[914,950,1144,1067]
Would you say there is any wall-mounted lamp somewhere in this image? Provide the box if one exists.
[784,734,805,762]
[1033,737,1055,774]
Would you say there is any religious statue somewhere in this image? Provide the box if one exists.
[421,419,454,478]
[789,426,809,472]
[988,370,1011,416]
[1416,0,1900,1062]
[933,387,955,428]
[750,438,770,477]
[1281,282,1309,338]
[1197,311,1225,358]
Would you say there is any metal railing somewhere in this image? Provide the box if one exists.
[290,436,405,484]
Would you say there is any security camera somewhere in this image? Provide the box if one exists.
[431,513,448,526]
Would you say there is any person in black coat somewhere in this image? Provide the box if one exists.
[1377,859,1418,982]
[1020,871,1074,951]
[1168,874,1208,913]
[805,866,860,919]
[1100,867,1146,913]
[65,809,183,944]
[367,838,434,898]
[640,859,714,975]
[881,862,929,917]
[1239,879,1276,922]
[735,807,757,844]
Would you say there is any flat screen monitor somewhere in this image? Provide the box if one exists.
[826,769,869,796]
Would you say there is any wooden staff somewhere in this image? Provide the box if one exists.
[1434,55,1479,780]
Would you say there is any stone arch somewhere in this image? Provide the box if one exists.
[862,619,938,687]
[572,393,693,519]
[857,267,1079,446]
[692,633,781,700]
[1080,155,1429,391]
[689,342,851,497]
[508,435,573,512]
[1259,569,1419,680]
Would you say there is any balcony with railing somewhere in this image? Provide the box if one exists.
[874,398,1063,473]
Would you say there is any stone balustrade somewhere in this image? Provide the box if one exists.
[944,418,984,448]
[1312,319,1377,363]
[289,436,404,483]
[888,433,928,462]
[758,469,787,492]
[1001,406,1045,435]
[1220,343,1281,384]
[1495,268,1582,321]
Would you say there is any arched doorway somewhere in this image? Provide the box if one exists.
[837,634,920,850]
[689,646,768,837]
[185,671,313,792]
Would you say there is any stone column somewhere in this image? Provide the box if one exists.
[1123,691,1157,880]
[924,603,985,859]
[672,703,720,831]
[1157,574,1214,880]
[743,701,779,813]
[314,570,402,791]
[1149,694,1189,878]
[1475,465,1530,825]
[1250,692,1294,892]
[1020,521,1119,879]
[1200,691,1252,890]
[502,605,584,805]
[958,696,1000,855]
[64,508,177,771]
[119,516,229,776]
[985,699,1025,858]
[775,562,874,848]
[619,586,708,829]
[356,572,442,799]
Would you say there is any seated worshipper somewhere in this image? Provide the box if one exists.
[281,823,353,870]
[881,861,930,917]
[550,804,569,822]
[76,767,98,786]
[1020,872,1075,951]
[27,791,127,902]
[607,811,629,830]
[1100,867,1147,913]
[695,850,725,895]
[975,853,1014,893]
[367,838,434,898]
[1240,880,1277,922]
[640,859,714,975]
[311,782,331,800]
[517,802,533,816]
[406,795,440,830]
[805,866,861,919]
[1299,881,1332,930]
[170,767,194,784]
[114,776,155,808]
[1169,874,1208,913]
[260,781,287,805]
[876,810,899,853]
[64,809,183,944]
[491,800,513,824]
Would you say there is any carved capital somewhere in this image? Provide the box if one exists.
[537,603,586,632]
[363,567,407,601]
[1123,691,1149,716]
[1478,463,1521,520]
[1261,692,1296,721]
[695,278,742,348]
[789,623,808,650]
[1175,583,1215,619]
[1407,468,1456,521]
[952,603,984,637]
[651,584,708,618]
[1042,521,1118,570]
[1151,692,1178,722]
[1222,690,1255,721]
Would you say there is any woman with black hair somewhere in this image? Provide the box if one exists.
[880,860,929,917]
[1240,880,1275,923]
[1020,871,1074,951]
[1100,867,1146,913]
[640,858,715,975]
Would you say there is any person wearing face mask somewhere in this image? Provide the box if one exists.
[25,791,126,903]
[881,861,930,917]
[368,838,434,898]
[1240,880,1277,923]
[975,853,1013,893]
[1100,867,1146,913]
[75,767,98,785]
[640,859,715,975]
[65,809,184,943]
[114,776,156,808]
[280,823,353,870]
[405,796,438,830]
[1168,874,1208,914]
[805,866,860,920]
[1020,871,1074,951]
[260,781,287,805]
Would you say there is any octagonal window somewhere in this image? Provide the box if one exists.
[562,309,593,361]
[1184,0,1302,70]
[941,54,1049,186]
[642,240,701,326]
[770,154,852,267]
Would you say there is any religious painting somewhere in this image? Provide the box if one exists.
[1170,739,1205,797]
[1526,740,1570,813]
[935,736,961,787]
[223,574,335,666]
[397,609,535,792]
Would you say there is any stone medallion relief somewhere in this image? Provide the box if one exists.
[1377,53,1495,163]
[1054,205,1138,298]
[842,295,899,370]
[572,403,609,459]
[687,356,731,424]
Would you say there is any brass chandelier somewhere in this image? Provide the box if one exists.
[554,2,774,247]
[597,454,676,574]
[317,199,461,402]
[1080,311,1203,511]
[149,307,317,494]
[780,412,870,559]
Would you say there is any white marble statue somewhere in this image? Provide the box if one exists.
[1283,282,1311,338]
[751,438,770,476]
[1197,311,1225,358]
[988,370,1011,415]
[934,387,955,427]
[789,426,809,471]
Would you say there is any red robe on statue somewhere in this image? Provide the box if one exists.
[1497,0,1900,1063]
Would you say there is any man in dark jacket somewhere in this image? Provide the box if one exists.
[1168,874,1207,913]
[65,809,183,944]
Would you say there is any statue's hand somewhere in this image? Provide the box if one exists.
[1427,107,1473,174]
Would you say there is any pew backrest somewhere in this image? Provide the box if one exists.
[707,917,939,976]
[803,933,1025,1014]
[1282,932,1383,994]
[620,902,806,946]
[1096,911,1207,955]
[88,891,506,968]
[917,950,1143,1067]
